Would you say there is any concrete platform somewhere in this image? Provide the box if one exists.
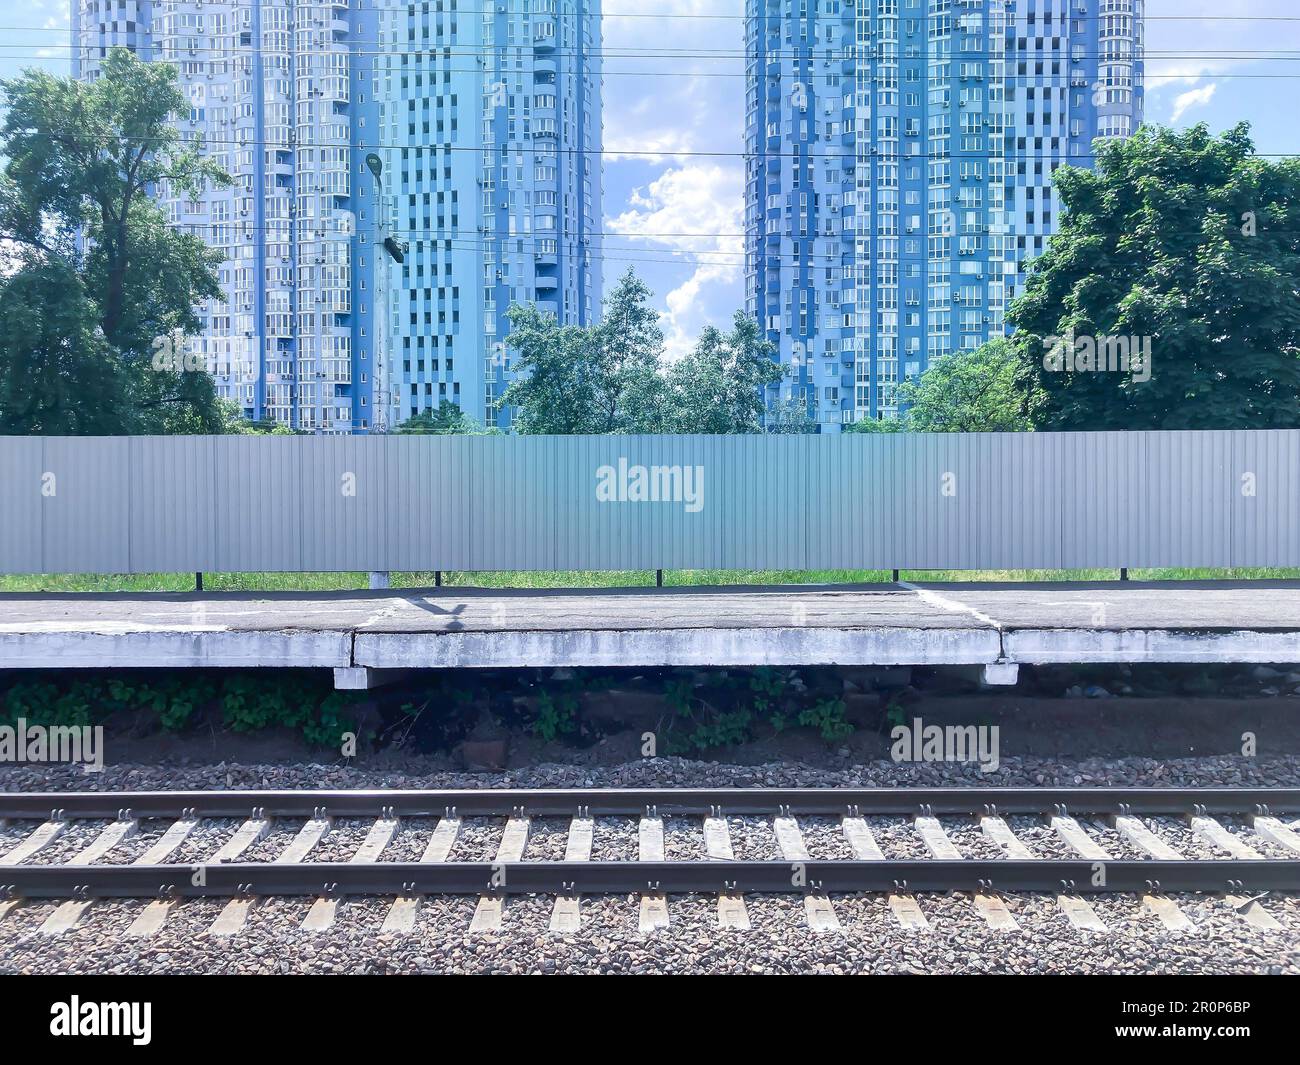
[0,582,1296,687]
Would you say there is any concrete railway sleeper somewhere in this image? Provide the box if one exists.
[0,788,1298,937]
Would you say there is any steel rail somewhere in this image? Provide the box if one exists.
[2,787,1298,820]
[3,859,1298,899]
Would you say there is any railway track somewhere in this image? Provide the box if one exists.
[2,787,1299,936]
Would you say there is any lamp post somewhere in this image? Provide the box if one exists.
[367,153,405,432]
[366,153,388,432]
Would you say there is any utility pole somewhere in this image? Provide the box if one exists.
[367,152,405,433]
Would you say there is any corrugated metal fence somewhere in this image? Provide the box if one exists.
[0,431,1297,573]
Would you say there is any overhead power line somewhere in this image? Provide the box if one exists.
[6,54,1296,81]
[11,43,1261,59]
[10,130,1296,164]
[28,6,1300,21]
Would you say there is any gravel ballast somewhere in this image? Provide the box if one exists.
[0,752,1297,975]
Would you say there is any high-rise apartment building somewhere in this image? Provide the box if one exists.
[744,0,1143,429]
[375,0,602,429]
[72,0,602,433]
[73,0,383,432]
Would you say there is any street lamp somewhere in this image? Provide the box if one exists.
[367,151,403,431]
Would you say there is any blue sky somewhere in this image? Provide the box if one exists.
[5,0,1297,356]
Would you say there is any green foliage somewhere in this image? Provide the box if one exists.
[0,673,219,732]
[218,675,366,747]
[842,342,1029,434]
[1,679,102,728]
[664,677,697,716]
[394,400,491,436]
[658,669,856,751]
[528,690,578,742]
[107,675,216,731]
[661,675,754,753]
[797,697,854,742]
[220,674,290,733]
[0,671,367,747]
[1009,122,1300,430]
[589,268,668,433]
[0,47,231,435]
[764,397,818,434]
[219,400,295,435]
[658,312,784,434]
[844,417,904,434]
[746,667,786,726]
[502,271,783,435]
[499,304,605,433]
[748,668,788,700]
[667,707,754,754]
[501,270,664,434]
[0,260,123,434]
[307,691,368,749]
[896,340,1032,432]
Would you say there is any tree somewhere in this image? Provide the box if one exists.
[660,312,783,433]
[765,396,818,434]
[590,268,665,432]
[394,400,490,435]
[0,48,231,434]
[501,269,664,434]
[218,400,295,435]
[500,274,783,435]
[843,414,903,434]
[0,260,123,434]
[895,340,1031,432]
[1009,122,1300,430]
[498,304,602,433]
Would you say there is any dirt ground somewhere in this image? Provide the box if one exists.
[51,691,1300,773]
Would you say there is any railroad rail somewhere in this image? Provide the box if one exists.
[2,787,1299,935]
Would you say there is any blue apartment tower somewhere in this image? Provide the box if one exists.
[73,0,602,432]
[744,0,1144,429]
[376,0,602,429]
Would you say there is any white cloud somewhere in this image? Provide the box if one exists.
[1170,82,1218,123]
[602,75,728,162]
[1142,0,1272,91]
[597,0,746,327]
[606,163,744,359]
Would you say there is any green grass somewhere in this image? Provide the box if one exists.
[2,566,1298,594]
[0,571,366,593]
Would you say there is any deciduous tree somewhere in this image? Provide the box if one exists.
[660,312,783,434]
[0,48,230,434]
[896,340,1031,432]
[1009,122,1300,430]
[394,400,490,435]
